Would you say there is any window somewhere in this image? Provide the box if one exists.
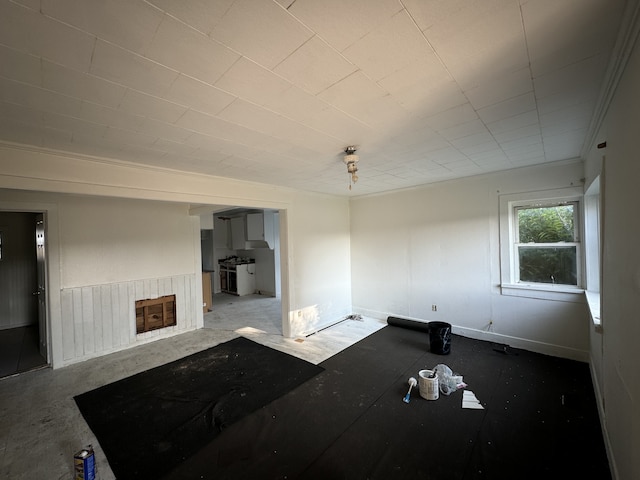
[515,202,579,286]
[584,176,602,328]
[499,187,584,301]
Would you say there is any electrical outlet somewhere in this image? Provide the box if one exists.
[432,304,437,312]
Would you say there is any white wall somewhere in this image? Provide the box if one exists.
[0,146,354,362]
[584,31,640,480]
[286,191,352,337]
[0,189,203,366]
[350,161,589,360]
[59,196,196,287]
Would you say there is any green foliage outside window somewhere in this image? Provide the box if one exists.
[517,204,577,285]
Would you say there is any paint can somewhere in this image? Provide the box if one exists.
[74,445,96,480]
[418,369,439,400]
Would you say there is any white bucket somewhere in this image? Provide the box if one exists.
[418,369,439,400]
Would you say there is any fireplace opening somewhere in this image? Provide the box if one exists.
[135,294,176,334]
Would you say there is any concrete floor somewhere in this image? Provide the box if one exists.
[0,325,47,378]
[0,294,385,480]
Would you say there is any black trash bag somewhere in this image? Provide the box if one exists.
[428,321,451,355]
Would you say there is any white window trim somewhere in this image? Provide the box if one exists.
[499,187,584,302]
[584,177,602,329]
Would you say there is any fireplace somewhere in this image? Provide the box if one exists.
[135,294,176,334]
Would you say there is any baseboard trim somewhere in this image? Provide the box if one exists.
[589,358,618,480]
[353,308,588,362]
[453,326,589,362]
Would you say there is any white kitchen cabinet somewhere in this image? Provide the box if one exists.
[246,212,275,248]
[213,216,230,248]
[230,217,245,250]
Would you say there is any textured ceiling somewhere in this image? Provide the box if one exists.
[0,0,627,196]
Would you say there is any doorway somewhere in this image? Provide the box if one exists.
[203,207,283,335]
[0,212,48,378]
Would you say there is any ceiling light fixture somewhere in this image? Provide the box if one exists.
[344,146,359,190]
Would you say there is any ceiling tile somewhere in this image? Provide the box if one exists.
[217,99,340,153]
[533,54,607,114]
[118,89,188,124]
[42,111,108,139]
[465,67,533,111]
[422,103,479,132]
[0,77,82,117]
[273,36,357,95]
[301,105,373,145]
[90,40,180,97]
[342,10,431,82]
[42,61,127,109]
[543,128,588,159]
[425,146,468,165]
[41,0,163,54]
[215,57,291,107]
[78,101,144,132]
[377,52,454,112]
[136,118,193,144]
[493,123,542,145]
[288,0,403,52]
[210,0,314,68]
[176,109,271,147]
[410,0,528,89]
[0,102,44,126]
[486,109,539,136]
[261,84,328,123]
[477,92,536,124]
[500,134,543,153]
[145,16,240,84]
[471,150,510,167]
[539,104,594,135]
[0,45,41,85]
[13,0,40,9]
[146,0,235,36]
[438,119,488,141]
[522,0,625,77]
[103,126,157,147]
[0,117,44,146]
[151,137,197,157]
[164,75,236,117]
[317,71,394,121]
[0,1,94,72]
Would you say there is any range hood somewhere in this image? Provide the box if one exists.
[245,240,271,249]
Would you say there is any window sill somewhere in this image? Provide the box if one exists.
[500,283,584,303]
[584,290,602,332]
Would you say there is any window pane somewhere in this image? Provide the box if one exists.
[518,246,577,285]
[517,205,574,243]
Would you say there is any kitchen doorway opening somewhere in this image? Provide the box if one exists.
[201,207,283,335]
[0,211,49,378]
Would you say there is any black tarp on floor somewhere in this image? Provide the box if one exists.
[74,336,324,480]
[164,326,610,480]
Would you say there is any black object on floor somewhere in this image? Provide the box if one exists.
[428,321,452,355]
[74,337,324,480]
[386,315,430,332]
[165,326,610,480]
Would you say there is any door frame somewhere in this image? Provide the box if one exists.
[0,201,61,368]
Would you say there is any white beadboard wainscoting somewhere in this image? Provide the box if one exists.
[60,274,199,365]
